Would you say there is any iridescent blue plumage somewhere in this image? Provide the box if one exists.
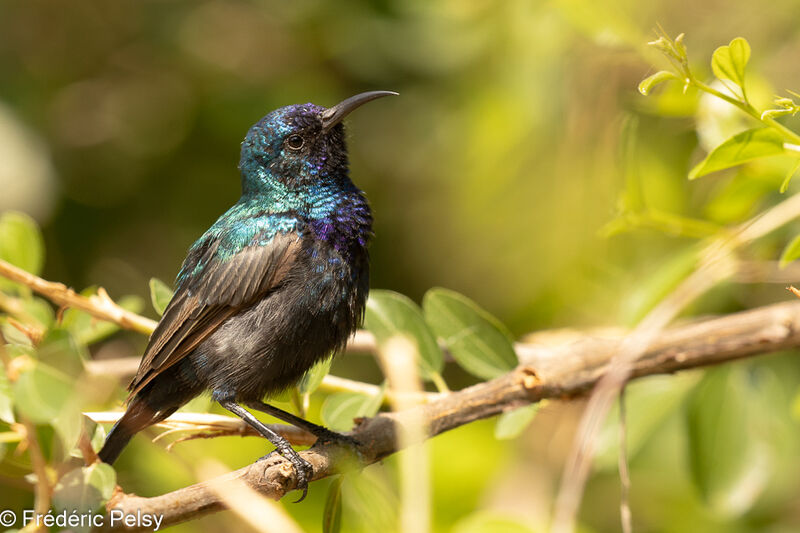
[98,92,396,499]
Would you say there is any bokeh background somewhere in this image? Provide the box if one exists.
[2,0,800,532]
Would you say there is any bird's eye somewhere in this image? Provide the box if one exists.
[286,134,305,150]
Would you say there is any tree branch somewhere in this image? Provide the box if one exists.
[0,259,157,335]
[100,299,800,531]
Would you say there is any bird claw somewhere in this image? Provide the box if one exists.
[258,446,313,502]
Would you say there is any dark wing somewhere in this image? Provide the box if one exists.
[126,231,301,400]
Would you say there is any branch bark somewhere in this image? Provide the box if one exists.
[0,259,157,335]
[100,299,800,531]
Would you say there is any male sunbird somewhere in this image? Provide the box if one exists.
[98,91,397,499]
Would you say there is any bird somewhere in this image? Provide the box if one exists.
[97,91,397,499]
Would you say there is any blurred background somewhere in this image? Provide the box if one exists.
[2,0,800,532]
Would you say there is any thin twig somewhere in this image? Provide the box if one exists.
[84,412,317,447]
[618,386,632,533]
[0,259,157,335]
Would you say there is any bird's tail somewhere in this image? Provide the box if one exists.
[97,397,168,464]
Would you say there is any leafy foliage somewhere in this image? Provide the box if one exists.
[2,18,800,533]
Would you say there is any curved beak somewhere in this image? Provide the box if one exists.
[321,90,398,132]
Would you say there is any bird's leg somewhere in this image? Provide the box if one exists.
[244,400,360,448]
[218,398,313,502]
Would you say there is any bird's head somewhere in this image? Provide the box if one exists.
[238,91,396,199]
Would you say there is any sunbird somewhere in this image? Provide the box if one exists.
[98,91,397,499]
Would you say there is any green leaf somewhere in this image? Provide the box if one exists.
[0,211,45,276]
[711,37,751,89]
[149,277,173,316]
[17,297,55,330]
[341,467,398,532]
[780,234,800,268]
[365,290,444,380]
[322,476,344,533]
[37,328,87,379]
[13,360,82,452]
[53,462,116,522]
[689,128,785,180]
[422,288,517,380]
[494,404,540,440]
[1,319,32,346]
[298,356,333,396]
[780,158,800,193]
[13,361,73,424]
[321,388,384,432]
[686,366,771,516]
[638,71,678,96]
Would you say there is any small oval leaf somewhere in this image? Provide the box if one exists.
[321,389,384,432]
[37,328,87,379]
[711,37,751,88]
[365,290,443,381]
[13,361,74,424]
[422,288,517,380]
[494,404,539,440]
[298,356,333,396]
[689,128,785,180]
[0,211,44,289]
[53,462,117,520]
[638,71,677,95]
[13,360,82,453]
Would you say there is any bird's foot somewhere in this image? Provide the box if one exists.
[258,445,314,502]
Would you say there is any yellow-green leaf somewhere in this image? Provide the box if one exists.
[711,37,751,89]
[321,388,384,432]
[780,159,800,193]
[689,128,785,180]
[298,356,332,396]
[780,234,800,268]
[0,211,44,293]
[53,462,117,518]
[365,290,443,381]
[638,71,678,96]
[423,288,517,380]
[494,404,539,440]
